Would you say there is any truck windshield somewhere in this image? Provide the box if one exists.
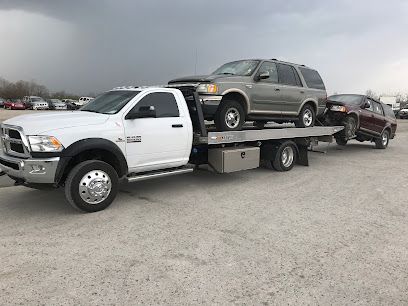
[328,94,364,106]
[81,90,140,114]
[212,60,260,76]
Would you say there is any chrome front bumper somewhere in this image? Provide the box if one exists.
[0,149,59,184]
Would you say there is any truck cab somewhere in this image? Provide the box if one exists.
[1,87,193,211]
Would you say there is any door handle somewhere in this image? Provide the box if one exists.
[172,124,183,128]
[275,88,280,91]
[300,91,305,94]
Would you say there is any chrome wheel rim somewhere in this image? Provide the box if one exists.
[281,146,294,168]
[382,132,388,146]
[303,109,313,127]
[225,107,240,129]
[79,170,111,205]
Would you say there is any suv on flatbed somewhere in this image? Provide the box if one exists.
[169,59,327,131]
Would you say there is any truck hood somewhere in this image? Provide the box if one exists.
[168,74,241,84]
[3,111,109,135]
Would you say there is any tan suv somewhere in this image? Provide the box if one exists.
[169,59,327,131]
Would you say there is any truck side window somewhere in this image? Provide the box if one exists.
[373,101,384,115]
[132,92,179,118]
[257,62,278,83]
[277,63,298,87]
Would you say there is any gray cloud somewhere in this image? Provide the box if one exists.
[0,0,407,95]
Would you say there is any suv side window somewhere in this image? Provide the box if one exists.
[257,62,278,83]
[366,99,375,112]
[131,92,179,118]
[277,63,298,87]
[299,68,326,90]
[373,101,384,115]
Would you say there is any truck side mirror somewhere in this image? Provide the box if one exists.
[362,102,371,109]
[126,105,156,119]
[256,71,270,81]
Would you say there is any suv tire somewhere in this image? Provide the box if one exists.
[214,99,245,131]
[375,129,390,149]
[343,116,357,139]
[65,160,119,213]
[335,137,348,146]
[295,104,315,128]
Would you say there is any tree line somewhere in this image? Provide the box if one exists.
[0,77,81,100]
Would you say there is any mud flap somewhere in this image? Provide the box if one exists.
[296,145,309,166]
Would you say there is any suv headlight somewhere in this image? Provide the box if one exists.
[28,136,64,152]
[330,105,347,112]
[197,83,218,94]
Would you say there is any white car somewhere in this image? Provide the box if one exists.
[23,96,49,110]
[76,96,94,107]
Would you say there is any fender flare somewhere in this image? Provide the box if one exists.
[299,99,318,115]
[54,138,128,184]
[346,111,360,128]
[221,88,251,112]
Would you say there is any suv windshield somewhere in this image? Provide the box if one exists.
[81,90,140,114]
[328,95,364,106]
[212,60,260,76]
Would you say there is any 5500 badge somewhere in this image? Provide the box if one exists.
[126,136,141,143]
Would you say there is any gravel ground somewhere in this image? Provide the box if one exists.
[0,109,408,304]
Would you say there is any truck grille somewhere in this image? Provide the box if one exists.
[1,126,30,158]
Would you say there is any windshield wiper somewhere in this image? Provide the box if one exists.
[81,109,100,113]
[220,72,235,75]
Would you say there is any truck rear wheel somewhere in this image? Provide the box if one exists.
[64,160,119,213]
[214,99,245,131]
[375,129,389,149]
[263,141,297,172]
[295,104,315,128]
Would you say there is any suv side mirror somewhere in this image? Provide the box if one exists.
[362,102,371,109]
[256,71,270,81]
[126,105,156,119]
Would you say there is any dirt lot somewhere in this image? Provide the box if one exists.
[1,109,408,304]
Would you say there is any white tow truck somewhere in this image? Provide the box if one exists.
[0,85,343,212]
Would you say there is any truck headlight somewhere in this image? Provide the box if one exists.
[28,136,64,152]
[330,105,347,112]
[197,83,218,94]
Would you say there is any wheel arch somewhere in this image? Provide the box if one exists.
[346,111,360,128]
[221,89,250,114]
[299,99,318,115]
[55,138,128,185]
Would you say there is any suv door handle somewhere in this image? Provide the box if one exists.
[275,88,280,91]
[300,90,305,94]
[172,124,183,128]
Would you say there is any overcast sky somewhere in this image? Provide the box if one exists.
[0,0,407,95]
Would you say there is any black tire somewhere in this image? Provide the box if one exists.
[267,141,297,172]
[64,160,119,213]
[343,116,357,139]
[335,137,348,146]
[375,129,390,149]
[295,104,315,128]
[214,99,245,131]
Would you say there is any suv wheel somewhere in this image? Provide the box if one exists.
[65,160,119,213]
[375,129,390,149]
[343,116,357,139]
[214,99,245,131]
[295,104,315,128]
[335,137,348,146]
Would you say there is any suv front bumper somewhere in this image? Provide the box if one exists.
[0,150,59,184]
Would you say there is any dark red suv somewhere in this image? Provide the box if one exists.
[325,94,397,149]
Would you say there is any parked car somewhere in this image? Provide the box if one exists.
[23,96,49,110]
[398,107,408,119]
[62,99,80,110]
[0,97,5,108]
[4,98,26,110]
[324,94,397,148]
[47,99,67,110]
[76,96,94,107]
[169,59,327,131]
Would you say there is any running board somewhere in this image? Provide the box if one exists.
[126,166,194,183]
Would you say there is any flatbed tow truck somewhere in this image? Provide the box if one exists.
[0,85,343,212]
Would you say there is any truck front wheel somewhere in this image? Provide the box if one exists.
[64,160,119,213]
[214,100,245,131]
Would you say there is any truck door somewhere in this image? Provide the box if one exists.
[359,98,376,134]
[123,91,190,172]
[372,101,387,134]
[276,63,305,115]
[251,61,282,114]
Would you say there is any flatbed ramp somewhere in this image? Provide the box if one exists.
[196,126,344,144]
